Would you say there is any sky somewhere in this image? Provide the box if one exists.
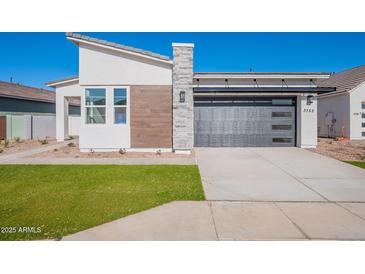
[1,32,365,89]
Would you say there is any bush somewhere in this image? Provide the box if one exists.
[14,137,21,143]
[0,148,3,153]
[38,138,48,145]
[67,142,76,147]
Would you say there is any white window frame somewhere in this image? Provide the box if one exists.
[113,88,128,125]
[85,88,106,124]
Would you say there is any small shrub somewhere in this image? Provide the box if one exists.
[14,137,21,143]
[53,148,58,152]
[68,142,76,147]
[0,148,3,154]
[38,138,48,145]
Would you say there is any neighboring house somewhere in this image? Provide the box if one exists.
[49,33,335,153]
[318,65,365,139]
[0,81,80,140]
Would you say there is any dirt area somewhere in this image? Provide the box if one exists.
[0,138,57,155]
[28,141,194,159]
[308,138,365,161]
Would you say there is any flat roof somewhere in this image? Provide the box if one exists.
[194,72,331,79]
[193,86,336,94]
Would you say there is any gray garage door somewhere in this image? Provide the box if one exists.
[194,98,296,147]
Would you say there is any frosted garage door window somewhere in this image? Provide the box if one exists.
[85,88,106,124]
[114,88,127,124]
[272,112,292,118]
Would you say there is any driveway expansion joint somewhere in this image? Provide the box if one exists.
[335,202,365,222]
[273,202,310,240]
[207,201,220,241]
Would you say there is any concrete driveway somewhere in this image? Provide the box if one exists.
[196,147,365,202]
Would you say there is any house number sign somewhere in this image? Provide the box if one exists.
[303,109,314,113]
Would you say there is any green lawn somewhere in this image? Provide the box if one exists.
[0,165,204,240]
[345,161,365,169]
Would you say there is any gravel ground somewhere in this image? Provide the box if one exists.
[28,141,194,159]
[308,138,365,161]
[0,139,57,155]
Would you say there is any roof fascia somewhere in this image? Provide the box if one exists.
[67,37,173,65]
[46,78,79,87]
[193,74,330,79]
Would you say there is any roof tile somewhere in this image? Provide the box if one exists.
[0,81,80,106]
[318,65,365,93]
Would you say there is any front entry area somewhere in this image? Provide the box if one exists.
[194,97,296,147]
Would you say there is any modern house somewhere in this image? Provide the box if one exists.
[0,81,80,140]
[317,65,365,139]
[48,33,336,153]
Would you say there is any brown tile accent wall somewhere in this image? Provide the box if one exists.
[130,85,172,148]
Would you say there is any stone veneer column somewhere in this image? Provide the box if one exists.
[172,42,194,153]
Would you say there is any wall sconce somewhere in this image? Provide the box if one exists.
[179,91,186,103]
[307,95,314,105]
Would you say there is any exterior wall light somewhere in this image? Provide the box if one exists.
[225,79,229,87]
[307,95,314,105]
[179,91,186,103]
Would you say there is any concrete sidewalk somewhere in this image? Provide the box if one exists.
[62,201,365,241]
[0,140,75,163]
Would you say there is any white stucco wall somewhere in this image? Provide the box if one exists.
[349,83,365,139]
[68,115,81,136]
[55,42,174,151]
[79,86,131,152]
[79,44,172,86]
[296,94,318,148]
[317,93,350,138]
